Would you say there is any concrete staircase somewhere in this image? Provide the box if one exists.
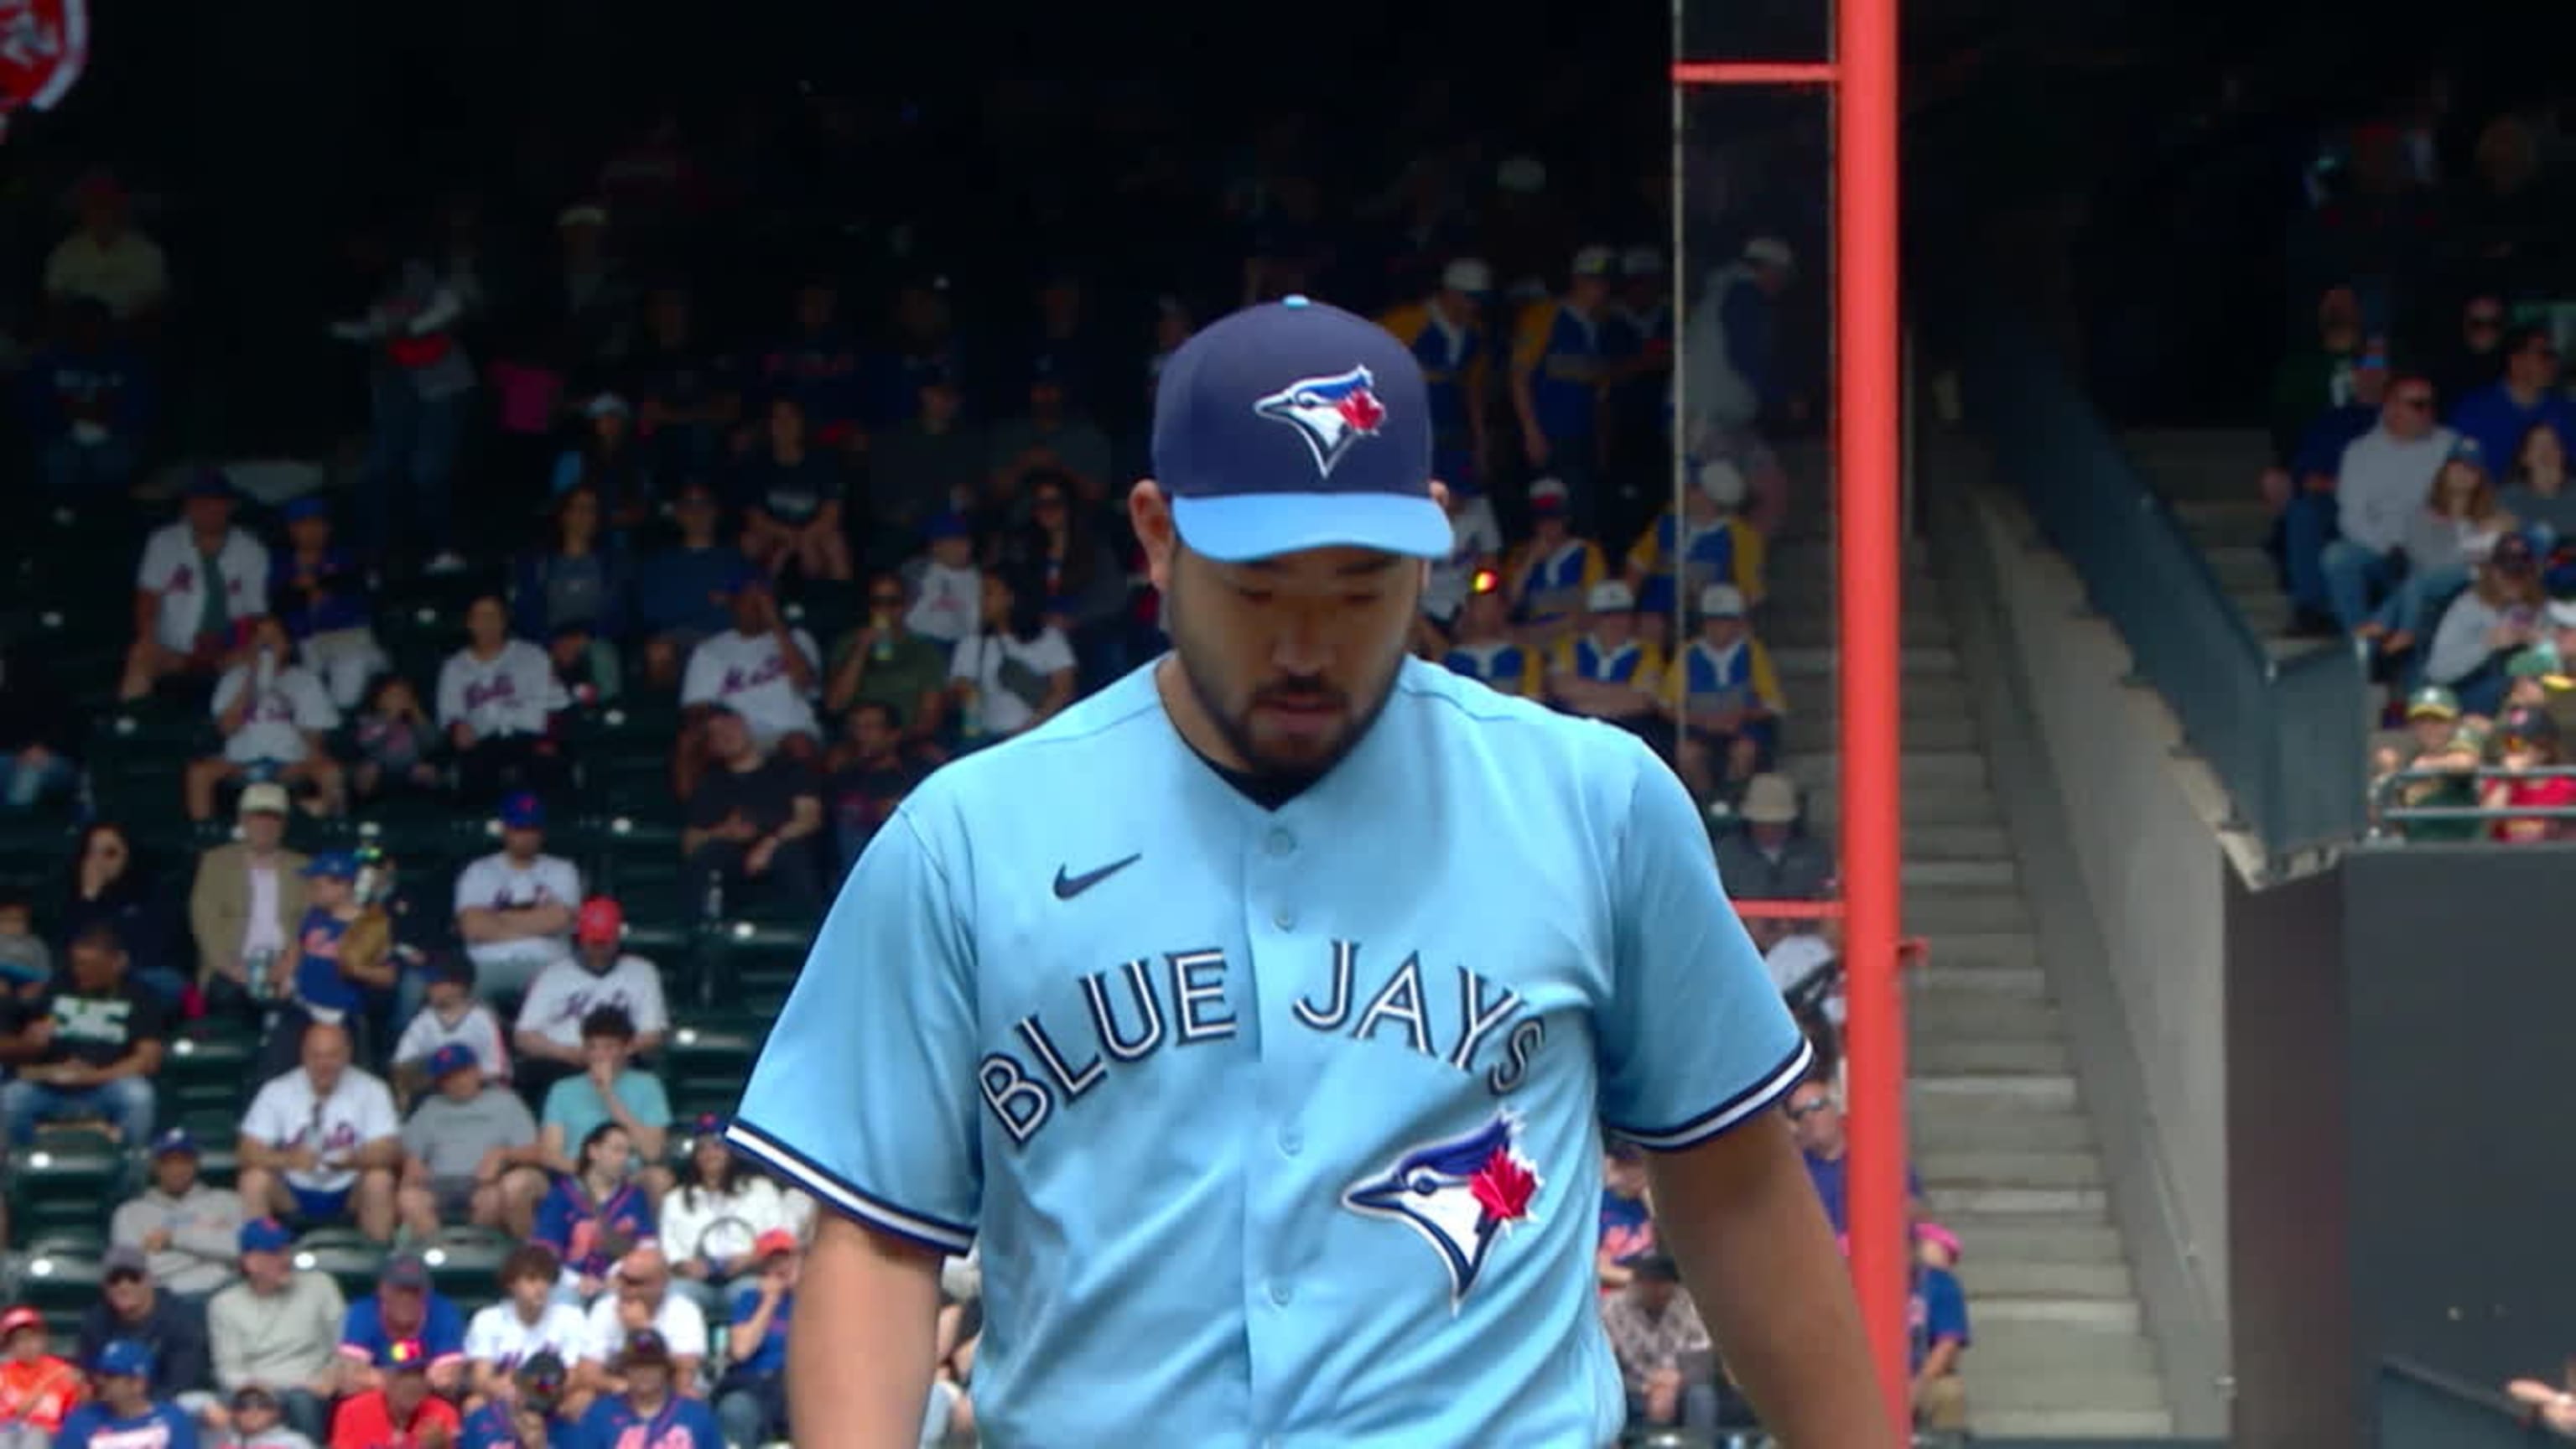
[2122,425,2325,658]
[1759,479,2177,1436]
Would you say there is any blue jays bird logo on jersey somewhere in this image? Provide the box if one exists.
[1254,366,1389,480]
[1343,1109,1543,1309]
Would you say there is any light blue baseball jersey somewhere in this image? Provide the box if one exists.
[728,657,1810,1448]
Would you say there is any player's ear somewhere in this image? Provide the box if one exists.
[1130,480,1178,592]
[1429,479,1452,512]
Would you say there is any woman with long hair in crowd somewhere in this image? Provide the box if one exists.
[2423,529,2553,715]
[510,485,631,704]
[948,568,1077,745]
[2366,441,2516,657]
[532,1120,656,1301]
[999,471,1130,693]
[656,1116,806,1317]
[59,823,184,1005]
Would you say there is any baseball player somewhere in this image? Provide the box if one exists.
[728,296,1884,1446]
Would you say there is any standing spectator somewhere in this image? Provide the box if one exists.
[330,232,475,575]
[679,709,823,915]
[1711,774,1836,901]
[1601,1255,1718,1437]
[865,376,985,569]
[633,481,748,692]
[512,900,667,1104]
[462,1249,589,1404]
[536,1009,670,1194]
[823,702,927,870]
[574,1259,706,1398]
[946,571,1076,744]
[0,1304,83,1449]
[18,297,153,501]
[823,574,952,750]
[395,1046,547,1239]
[348,678,445,808]
[2426,530,2551,715]
[735,397,854,584]
[390,956,510,1098]
[188,784,309,1012]
[188,616,347,822]
[206,1220,345,1442]
[269,498,387,711]
[109,1130,245,1302]
[60,823,182,1003]
[0,638,78,811]
[215,1384,316,1449]
[1504,479,1608,652]
[657,1123,802,1320]
[434,596,572,809]
[1376,258,1496,495]
[2303,375,2458,632]
[532,1123,657,1296]
[235,1022,402,1243]
[510,487,631,706]
[0,922,166,1146]
[903,514,982,651]
[2501,421,2576,545]
[546,397,656,530]
[711,1233,799,1449]
[626,284,739,486]
[450,794,581,1003]
[77,1257,211,1412]
[1542,581,1667,748]
[2448,325,2576,476]
[1680,236,1796,444]
[53,1343,195,1449]
[326,1339,460,1449]
[42,174,169,330]
[335,1259,465,1395]
[262,854,392,1078]
[121,472,270,703]
[677,572,822,798]
[1670,584,1786,802]
[1511,248,1617,527]
[984,362,1114,518]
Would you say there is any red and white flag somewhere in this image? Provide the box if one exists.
[0,0,91,140]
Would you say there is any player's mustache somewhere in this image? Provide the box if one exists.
[1254,678,1346,708]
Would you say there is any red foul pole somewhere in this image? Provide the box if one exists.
[1832,0,1912,1424]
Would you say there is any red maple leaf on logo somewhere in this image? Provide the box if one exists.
[1337,388,1386,434]
[1471,1147,1538,1223]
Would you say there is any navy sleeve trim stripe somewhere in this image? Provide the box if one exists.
[723,1120,976,1255]
[1608,1038,1815,1152]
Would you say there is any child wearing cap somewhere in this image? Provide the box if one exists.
[55,1342,195,1449]
[188,614,347,823]
[390,955,510,1103]
[1665,582,1786,803]
[904,517,983,649]
[1502,478,1608,649]
[1623,457,1767,630]
[0,1305,83,1449]
[214,1385,317,1449]
[262,853,394,1078]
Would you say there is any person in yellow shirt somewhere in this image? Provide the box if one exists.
[1504,478,1608,652]
[1377,259,1495,492]
[1440,571,1542,698]
[1664,584,1786,802]
[1509,247,1616,527]
[1544,582,1670,756]
[1626,458,1768,634]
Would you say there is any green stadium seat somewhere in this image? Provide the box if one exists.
[6,1132,123,1248]
[698,923,809,1014]
[420,1227,516,1302]
[664,1019,766,1123]
[290,1232,388,1301]
[162,1031,257,1134]
[13,1249,106,1333]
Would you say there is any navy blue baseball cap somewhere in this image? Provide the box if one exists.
[1151,295,1446,564]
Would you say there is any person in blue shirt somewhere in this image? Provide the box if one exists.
[270,496,386,711]
[1909,1240,1972,1434]
[565,1332,722,1449]
[337,1254,467,1394]
[264,854,392,1080]
[635,480,751,691]
[712,1231,799,1449]
[2448,325,2576,479]
[18,296,153,501]
[1784,1076,1926,1239]
[532,1121,656,1296]
[55,1339,196,1449]
[459,1350,574,1449]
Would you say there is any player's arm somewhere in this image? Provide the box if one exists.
[791,1214,945,1449]
[1596,746,1893,1445]
[1508,304,1550,451]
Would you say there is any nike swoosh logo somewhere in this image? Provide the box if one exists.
[1053,854,1142,901]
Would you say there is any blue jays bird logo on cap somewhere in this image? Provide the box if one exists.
[1343,1109,1543,1309]
[1254,366,1390,480]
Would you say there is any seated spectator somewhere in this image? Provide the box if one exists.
[534,1121,657,1297]
[626,283,740,485]
[548,395,657,531]
[460,1352,574,1449]
[215,1384,316,1449]
[711,1232,800,1449]
[18,296,152,501]
[2361,439,2514,658]
[188,784,309,1014]
[122,472,270,703]
[752,277,865,449]
[2501,420,2576,543]
[1784,1076,1926,1240]
[823,572,953,750]
[824,701,928,870]
[188,615,347,821]
[110,1130,245,1302]
[78,1255,212,1419]
[994,473,1133,687]
[1670,584,1784,802]
[1418,481,1504,657]
[575,1253,705,1398]
[865,375,985,569]
[2370,686,2486,840]
[2481,706,2573,844]
[633,480,748,691]
[60,823,184,1003]
[1504,478,1607,651]
[463,1248,589,1406]
[2266,344,2389,632]
[0,1303,84,1448]
[2448,325,2574,480]
[985,361,1114,522]
[1627,458,1766,626]
[659,1119,803,1319]
[451,794,581,1002]
[948,569,1076,743]
[681,708,823,914]
[327,1339,459,1449]
[2425,530,2549,715]
[337,852,434,1048]
[513,898,668,1103]
[677,571,822,797]
[396,1046,548,1239]
[736,396,854,584]
[576,1332,721,1449]
[1601,1254,1716,1436]
[1910,1233,1972,1435]
[206,1220,345,1442]
[44,174,169,332]
[0,922,166,1146]
[538,1007,671,1197]
[347,676,445,808]
[269,497,388,711]
[905,513,984,650]
[236,1021,401,1244]
[1543,580,1665,745]
[510,486,631,705]
[1596,1145,1656,1293]
[262,853,394,1075]
[0,636,78,812]
[2306,376,2456,634]
[53,1342,195,1449]
[0,896,49,1000]
[335,1256,465,1396]
[1438,569,1540,697]
[1712,773,1835,901]
[435,595,573,810]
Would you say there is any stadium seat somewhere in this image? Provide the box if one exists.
[421,1227,515,1302]
[161,1030,257,1118]
[7,1130,127,1244]
[664,1018,766,1123]
[698,923,809,1014]
[12,1250,105,1340]
[291,1232,388,1301]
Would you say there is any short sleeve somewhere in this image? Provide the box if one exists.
[210,669,246,721]
[1597,745,1810,1150]
[239,1083,286,1145]
[400,1111,431,1163]
[629,969,669,1036]
[464,1307,501,1362]
[135,531,170,590]
[626,1074,671,1128]
[662,1296,709,1358]
[725,808,981,1254]
[679,642,719,705]
[1029,630,1076,676]
[360,1080,401,1141]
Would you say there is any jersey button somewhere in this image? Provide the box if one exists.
[1278,1129,1302,1156]
[1273,908,1296,931]
[1268,1280,1293,1306]
[1266,828,1295,856]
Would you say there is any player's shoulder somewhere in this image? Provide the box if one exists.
[1385,657,1659,797]
[897,662,1171,823]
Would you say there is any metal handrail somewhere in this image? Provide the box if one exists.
[2374,765,2576,823]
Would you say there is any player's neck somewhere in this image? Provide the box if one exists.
[1150,657,1254,775]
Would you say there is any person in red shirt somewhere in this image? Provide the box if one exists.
[0,1304,83,1446]
[2483,708,2575,843]
[329,1340,459,1449]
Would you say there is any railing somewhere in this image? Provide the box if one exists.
[2378,1357,2568,1448]
[1944,304,2371,864]
[2374,766,2576,829]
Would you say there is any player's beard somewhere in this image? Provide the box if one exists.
[1164,559,1410,787]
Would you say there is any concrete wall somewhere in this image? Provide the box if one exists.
[1931,459,2233,1434]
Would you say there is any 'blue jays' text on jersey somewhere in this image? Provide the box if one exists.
[728,659,1809,1449]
